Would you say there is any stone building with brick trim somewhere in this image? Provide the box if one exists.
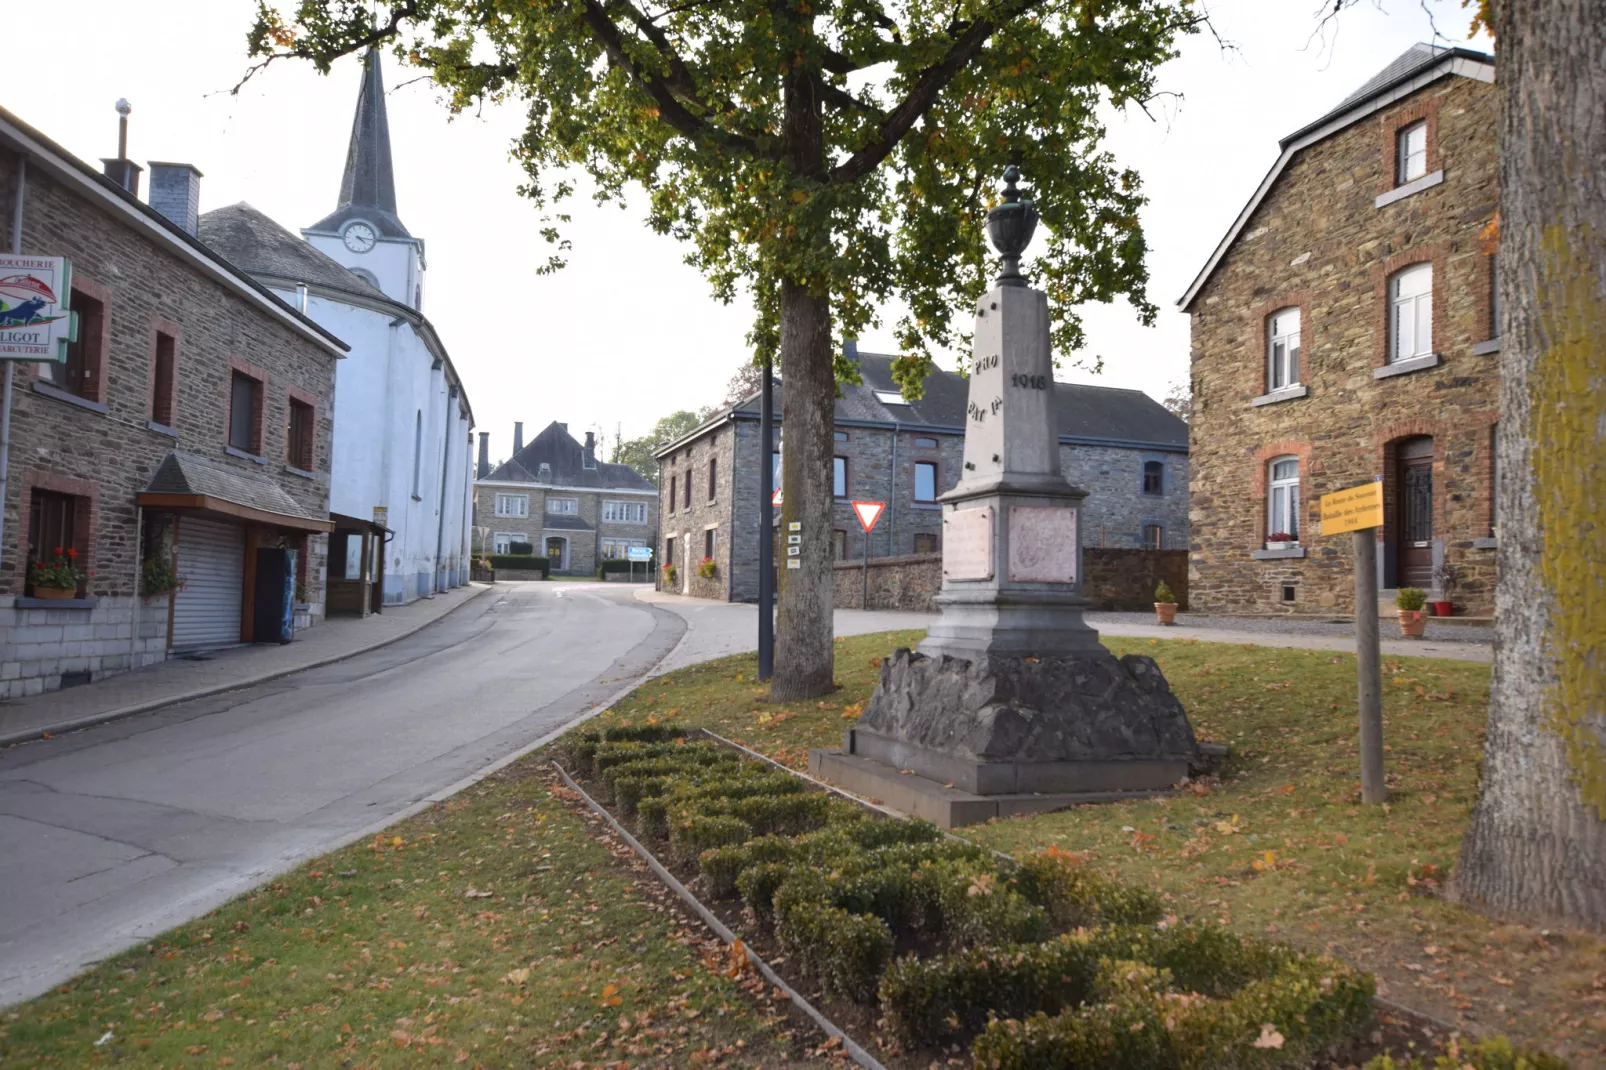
[472,421,659,576]
[653,348,1189,602]
[0,106,343,698]
[1179,44,1500,617]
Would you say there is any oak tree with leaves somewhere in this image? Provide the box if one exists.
[247,0,1200,699]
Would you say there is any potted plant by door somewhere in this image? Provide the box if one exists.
[29,548,86,600]
[1430,561,1458,617]
[1154,580,1178,625]
[1265,531,1297,551]
[1396,587,1428,638]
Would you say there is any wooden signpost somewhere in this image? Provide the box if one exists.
[1320,480,1388,804]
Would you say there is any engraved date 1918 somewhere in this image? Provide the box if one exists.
[1011,373,1048,390]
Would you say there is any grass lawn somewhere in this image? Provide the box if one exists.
[597,631,1606,1068]
[0,763,830,1069]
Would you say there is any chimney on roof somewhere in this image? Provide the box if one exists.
[476,431,490,479]
[583,431,597,470]
[101,99,143,196]
[513,421,524,454]
[148,163,203,235]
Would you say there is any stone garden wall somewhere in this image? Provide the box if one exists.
[833,548,1188,612]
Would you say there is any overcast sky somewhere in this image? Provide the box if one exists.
[2,1,1489,461]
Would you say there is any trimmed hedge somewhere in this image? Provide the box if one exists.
[1364,1038,1572,1070]
[561,731,1391,1062]
[488,553,549,576]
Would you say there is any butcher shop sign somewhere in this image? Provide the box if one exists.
[0,255,74,360]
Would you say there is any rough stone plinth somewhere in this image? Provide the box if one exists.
[846,647,1197,796]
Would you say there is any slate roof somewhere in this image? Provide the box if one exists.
[199,202,389,303]
[541,515,596,532]
[709,352,1186,451]
[307,49,411,239]
[484,421,659,491]
[144,451,326,523]
[1278,43,1491,151]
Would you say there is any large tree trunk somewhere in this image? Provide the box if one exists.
[1454,0,1606,928]
[772,279,837,700]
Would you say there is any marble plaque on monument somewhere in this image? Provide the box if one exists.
[1007,506,1077,583]
[942,506,993,580]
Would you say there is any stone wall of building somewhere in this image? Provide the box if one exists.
[474,480,657,575]
[832,548,1188,613]
[1186,73,1499,617]
[1081,549,1190,611]
[0,145,338,697]
[669,412,1191,603]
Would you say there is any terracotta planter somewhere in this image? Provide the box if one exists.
[1432,600,1453,617]
[29,585,77,600]
[1155,602,1178,625]
[1398,609,1427,638]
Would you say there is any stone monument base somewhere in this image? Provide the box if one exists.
[811,646,1203,827]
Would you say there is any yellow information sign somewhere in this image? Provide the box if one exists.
[1320,481,1384,535]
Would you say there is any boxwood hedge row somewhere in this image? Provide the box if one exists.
[560,728,1378,1068]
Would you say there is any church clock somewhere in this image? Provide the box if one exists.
[342,221,377,253]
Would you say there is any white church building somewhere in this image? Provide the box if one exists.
[200,49,475,611]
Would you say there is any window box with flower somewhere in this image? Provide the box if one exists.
[662,561,678,587]
[29,548,87,599]
[1264,530,1298,551]
[697,556,717,580]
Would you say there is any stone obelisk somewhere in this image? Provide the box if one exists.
[811,167,1200,827]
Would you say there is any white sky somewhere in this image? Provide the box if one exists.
[1,1,1489,461]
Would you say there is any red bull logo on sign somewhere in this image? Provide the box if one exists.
[0,255,74,360]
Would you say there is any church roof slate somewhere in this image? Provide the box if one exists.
[198,202,388,303]
[306,49,412,239]
[485,422,658,492]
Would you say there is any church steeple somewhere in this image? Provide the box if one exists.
[306,47,411,240]
[338,48,398,218]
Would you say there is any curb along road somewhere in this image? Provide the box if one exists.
[0,585,497,748]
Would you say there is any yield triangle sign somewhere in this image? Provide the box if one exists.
[852,500,885,533]
[772,487,783,506]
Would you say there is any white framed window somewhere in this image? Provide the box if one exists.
[833,457,847,498]
[1267,457,1300,541]
[492,531,529,554]
[546,497,578,515]
[495,493,529,518]
[602,500,647,524]
[914,461,937,502]
[1396,121,1427,185]
[601,537,647,560]
[1267,307,1301,389]
[1389,263,1433,363]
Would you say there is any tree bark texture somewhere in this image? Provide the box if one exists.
[772,279,837,700]
[1455,0,1606,928]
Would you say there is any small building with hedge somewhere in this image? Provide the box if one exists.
[472,420,658,577]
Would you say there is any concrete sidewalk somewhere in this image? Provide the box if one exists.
[0,584,495,747]
[634,589,1492,666]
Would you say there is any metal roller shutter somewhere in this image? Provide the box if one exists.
[172,516,244,650]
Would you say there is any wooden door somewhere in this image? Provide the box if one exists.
[1396,437,1434,589]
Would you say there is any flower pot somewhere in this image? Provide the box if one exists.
[1155,602,1177,626]
[1432,600,1453,617]
[1264,541,1291,551]
[30,585,77,600]
[1398,609,1427,638]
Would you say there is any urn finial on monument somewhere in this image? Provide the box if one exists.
[987,165,1039,288]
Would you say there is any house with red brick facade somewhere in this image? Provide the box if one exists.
[1179,44,1500,618]
[0,106,344,697]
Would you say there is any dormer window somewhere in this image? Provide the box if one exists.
[1396,121,1427,185]
[537,462,552,482]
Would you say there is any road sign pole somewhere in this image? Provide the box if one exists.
[1353,528,1388,804]
[862,527,870,608]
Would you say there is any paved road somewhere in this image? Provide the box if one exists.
[0,583,683,1007]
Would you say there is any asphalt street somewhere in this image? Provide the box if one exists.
[0,582,684,1007]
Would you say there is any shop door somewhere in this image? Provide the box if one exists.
[1395,437,1434,589]
[172,516,245,650]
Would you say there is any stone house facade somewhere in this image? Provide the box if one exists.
[0,106,342,698]
[473,421,658,576]
[655,349,1189,602]
[1180,45,1500,617]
